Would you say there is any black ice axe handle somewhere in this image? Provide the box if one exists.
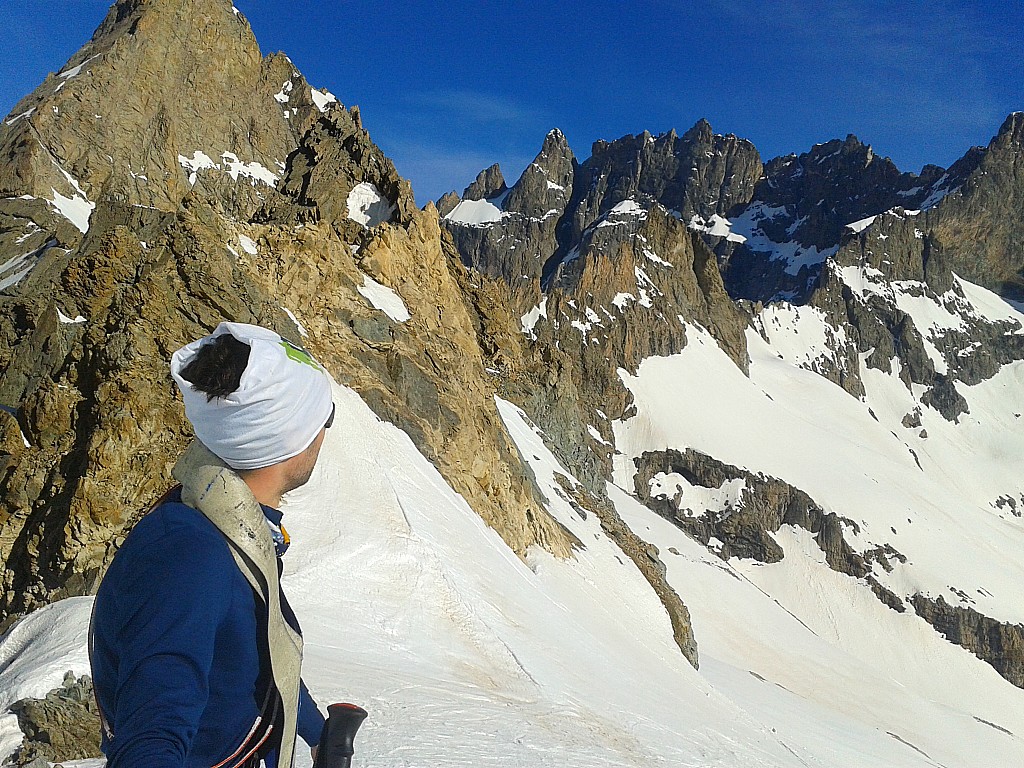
[313,703,368,768]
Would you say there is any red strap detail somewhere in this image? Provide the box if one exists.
[210,720,273,768]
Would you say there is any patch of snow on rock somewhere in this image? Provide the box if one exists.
[920,174,955,210]
[587,425,612,446]
[221,152,279,187]
[358,274,411,323]
[282,307,309,338]
[0,262,35,292]
[846,215,877,234]
[444,198,503,226]
[521,297,548,337]
[58,54,102,80]
[4,108,34,126]
[642,248,673,266]
[610,198,646,215]
[275,81,293,103]
[57,308,86,324]
[690,214,747,243]
[612,292,635,310]
[49,188,94,233]
[178,151,217,186]
[0,239,56,292]
[0,597,94,761]
[238,235,259,255]
[649,472,746,520]
[310,88,338,112]
[347,183,396,228]
[955,275,1024,331]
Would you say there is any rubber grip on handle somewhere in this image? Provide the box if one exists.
[312,703,368,768]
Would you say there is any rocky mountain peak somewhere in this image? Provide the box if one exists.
[680,118,714,144]
[542,127,569,151]
[463,163,507,201]
[797,134,889,174]
[0,0,324,234]
[558,121,762,247]
[503,129,575,218]
[995,111,1024,148]
[441,131,577,310]
[92,0,240,40]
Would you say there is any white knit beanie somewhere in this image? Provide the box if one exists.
[170,322,333,470]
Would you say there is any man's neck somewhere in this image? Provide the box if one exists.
[237,468,284,509]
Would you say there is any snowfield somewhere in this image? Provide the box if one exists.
[3,280,1024,766]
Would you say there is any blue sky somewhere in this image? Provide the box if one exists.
[2,0,1021,205]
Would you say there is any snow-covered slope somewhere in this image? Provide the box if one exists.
[4,366,1024,766]
[613,297,1024,627]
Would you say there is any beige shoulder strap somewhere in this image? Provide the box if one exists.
[174,440,303,768]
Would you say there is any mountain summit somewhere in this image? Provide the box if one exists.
[0,0,325,221]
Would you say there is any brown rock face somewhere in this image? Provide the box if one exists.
[10,673,102,766]
[0,0,318,213]
[0,0,574,625]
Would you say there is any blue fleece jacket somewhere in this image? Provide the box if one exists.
[91,490,325,767]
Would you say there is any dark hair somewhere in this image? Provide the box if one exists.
[179,334,251,402]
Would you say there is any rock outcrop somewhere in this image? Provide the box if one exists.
[463,163,507,201]
[911,595,1024,689]
[9,672,102,766]
[632,448,1024,685]
[631,449,897,600]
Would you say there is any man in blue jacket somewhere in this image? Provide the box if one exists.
[91,322,334,768]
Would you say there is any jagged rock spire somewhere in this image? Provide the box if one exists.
[503,128,575,219]
[463,163,507,201]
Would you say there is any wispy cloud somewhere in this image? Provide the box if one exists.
[704,0,1010,74]
[702,0,1015,165]
[402,89,547,126]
